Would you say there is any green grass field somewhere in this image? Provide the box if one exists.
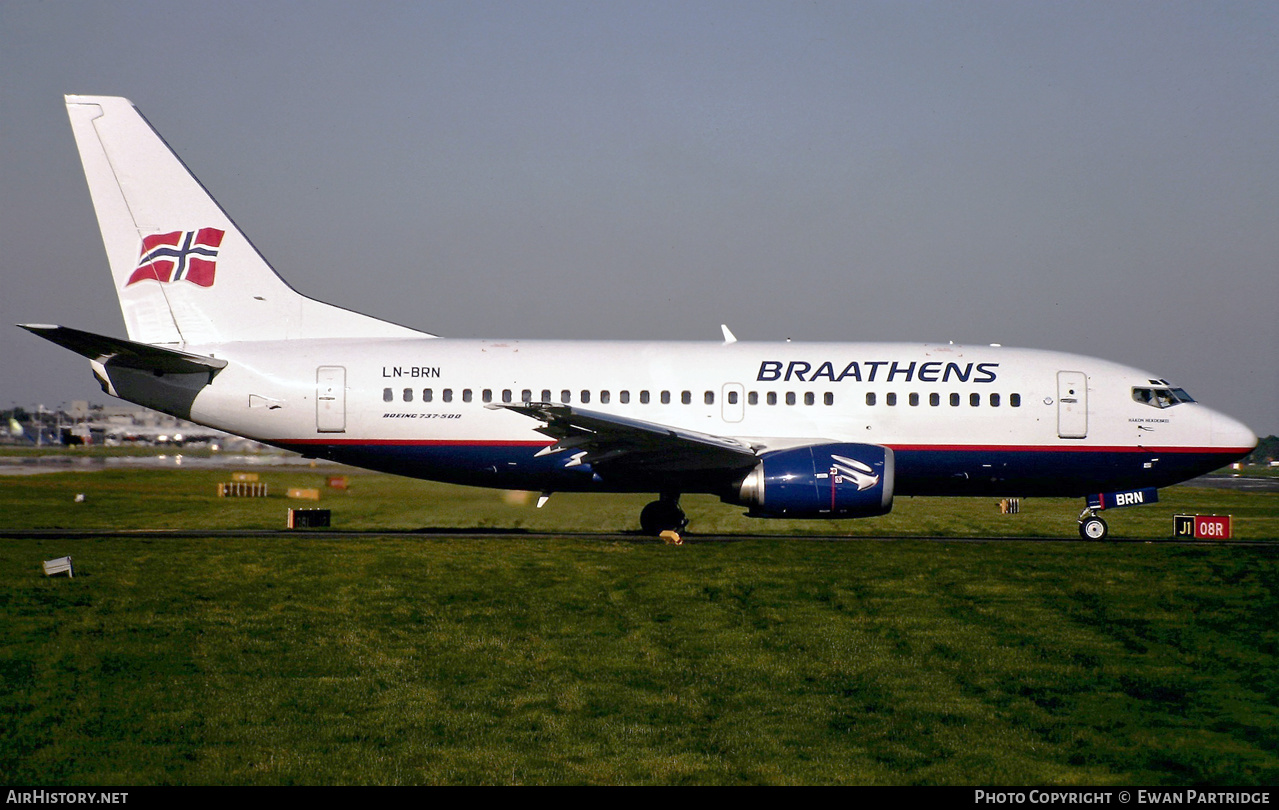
[2,466,1277,784]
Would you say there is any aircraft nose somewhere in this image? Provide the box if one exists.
[1210,411,1259,453]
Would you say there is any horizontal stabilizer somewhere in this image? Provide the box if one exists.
[18,324,227,375]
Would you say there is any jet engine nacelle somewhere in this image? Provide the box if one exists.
[730,443,894,518]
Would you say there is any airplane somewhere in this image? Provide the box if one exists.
[21,95,1259,540]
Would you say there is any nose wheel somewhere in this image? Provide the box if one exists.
[1078,507,1109,540]
[640,495,687,536]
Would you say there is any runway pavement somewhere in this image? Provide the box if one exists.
[1187,475,1279,493]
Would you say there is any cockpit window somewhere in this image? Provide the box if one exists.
[1132,387,1195,409]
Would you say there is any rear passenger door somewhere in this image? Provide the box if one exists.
[316,366,346,433]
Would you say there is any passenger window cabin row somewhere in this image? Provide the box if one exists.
[867,392,1022,408]
[383,388,1023,408]
[383,388,792,405]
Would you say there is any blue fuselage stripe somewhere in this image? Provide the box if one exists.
[275,440,1241,497]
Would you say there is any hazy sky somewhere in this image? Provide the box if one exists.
[2,1,1276,434]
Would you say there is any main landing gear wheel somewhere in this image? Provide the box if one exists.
[1079,515,1109,540]
[640,497,687,537]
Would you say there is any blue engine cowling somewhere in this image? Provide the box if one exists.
[730,443,894,518]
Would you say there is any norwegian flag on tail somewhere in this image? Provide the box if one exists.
[126,228,225,288]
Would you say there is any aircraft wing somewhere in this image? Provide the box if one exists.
[488,402,759,475]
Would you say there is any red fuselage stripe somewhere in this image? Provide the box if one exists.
[886,444,1252,455]
[275,438,1249,455]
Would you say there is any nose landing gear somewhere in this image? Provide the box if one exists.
[1078,506,1109,540]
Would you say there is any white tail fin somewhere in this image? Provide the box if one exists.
[64,95,431,345]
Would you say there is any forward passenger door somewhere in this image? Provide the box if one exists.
[1056,371,1088,439]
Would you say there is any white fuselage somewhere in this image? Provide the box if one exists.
[144,337,1255,499]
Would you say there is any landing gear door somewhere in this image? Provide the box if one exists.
[317,366,346,433]
[1057,370,1087,439]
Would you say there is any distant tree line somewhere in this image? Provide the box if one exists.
[1244,435,1278,465]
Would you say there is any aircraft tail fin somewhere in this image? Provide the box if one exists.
[64,95,431,345]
